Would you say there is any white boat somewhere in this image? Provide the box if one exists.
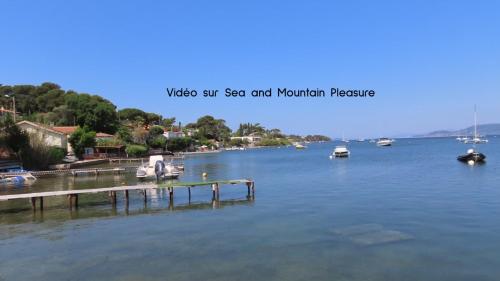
[295,143,306,149]
[341,132,349,143]
[293,142,306,149]
[456,136,469,142]
[330,145,350,158]
[376,138,394,146]
[136,155,180,180]
[464,137,488,144]
[463,106,488,144]
[62,153,79,163]
[0,172,37,184]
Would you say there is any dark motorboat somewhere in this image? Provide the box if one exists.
[457,148,486,164]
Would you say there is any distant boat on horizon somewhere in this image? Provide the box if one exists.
[376,138,394,146]
[341,132,349,143]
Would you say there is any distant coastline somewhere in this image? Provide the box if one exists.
[414,123,500,138]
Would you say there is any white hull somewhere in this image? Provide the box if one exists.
[331,146,350,158]
[136,155,181,180]
[0,173,37,184]
[376,139,394,146]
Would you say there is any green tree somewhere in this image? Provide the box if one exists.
[148,135,167,149]
[145,112,162,126]
[235,122,265,136]
[146,126,166,149]
[160,117,176,128]
[188,115,231,141]
[0,116,29,154]
[125,144,148,157]
[116,125,132,143]
[68,127,96,158]
[118,108,147,122]
[65,92,118,134]
[166,137,193,152]
[148,125,164,137]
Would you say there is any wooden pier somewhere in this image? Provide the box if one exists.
[33,167,137,177]
[108,156,184,164]
[0,179,255,211]
[0,166,138,178]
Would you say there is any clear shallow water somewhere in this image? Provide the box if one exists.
[1,138,500,281]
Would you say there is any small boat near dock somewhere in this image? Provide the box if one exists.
[0,172,37,185]
[136,155,181,180]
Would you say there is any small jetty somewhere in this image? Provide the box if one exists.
[0,179,255,211]
[108,156,184,164]
[29,166,138,177]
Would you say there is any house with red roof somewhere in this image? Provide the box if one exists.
[16,121,120,158]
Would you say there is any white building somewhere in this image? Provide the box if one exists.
[163,131,185,139]
[230,133,262,145]
[16,121,74,153]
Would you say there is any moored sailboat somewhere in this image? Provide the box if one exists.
[458,106,486,165]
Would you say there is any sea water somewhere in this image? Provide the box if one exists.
[1,138,500,281]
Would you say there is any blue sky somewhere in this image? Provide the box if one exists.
[1,0,499,138]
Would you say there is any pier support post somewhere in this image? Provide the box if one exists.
[74,194,78,209]
[246,182,251,196]
[68,194,78,210]
[30,197,36,211]
[169,187,174,201]
[215,183,220,200]
[143,190,147,204]
[188,187,192,202]
[110,191,117,206]
[251,181,255,195]
[124,190,129,202]
[212,184,216,200]
[39,197,43,211]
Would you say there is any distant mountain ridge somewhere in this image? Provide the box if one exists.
[416,123,500,138]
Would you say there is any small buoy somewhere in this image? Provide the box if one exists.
[202,172,208,177]
[468,160,475,165]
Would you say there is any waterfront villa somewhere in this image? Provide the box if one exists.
[230,133,262,146]
[16,121,119,158]
[16,121,74,153]
[163,130,185,139]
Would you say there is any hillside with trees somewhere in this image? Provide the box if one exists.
[0,82,331,169]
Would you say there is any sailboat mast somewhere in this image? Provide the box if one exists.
[474,105,477,139]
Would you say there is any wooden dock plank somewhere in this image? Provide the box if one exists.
[0,179,253,201]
